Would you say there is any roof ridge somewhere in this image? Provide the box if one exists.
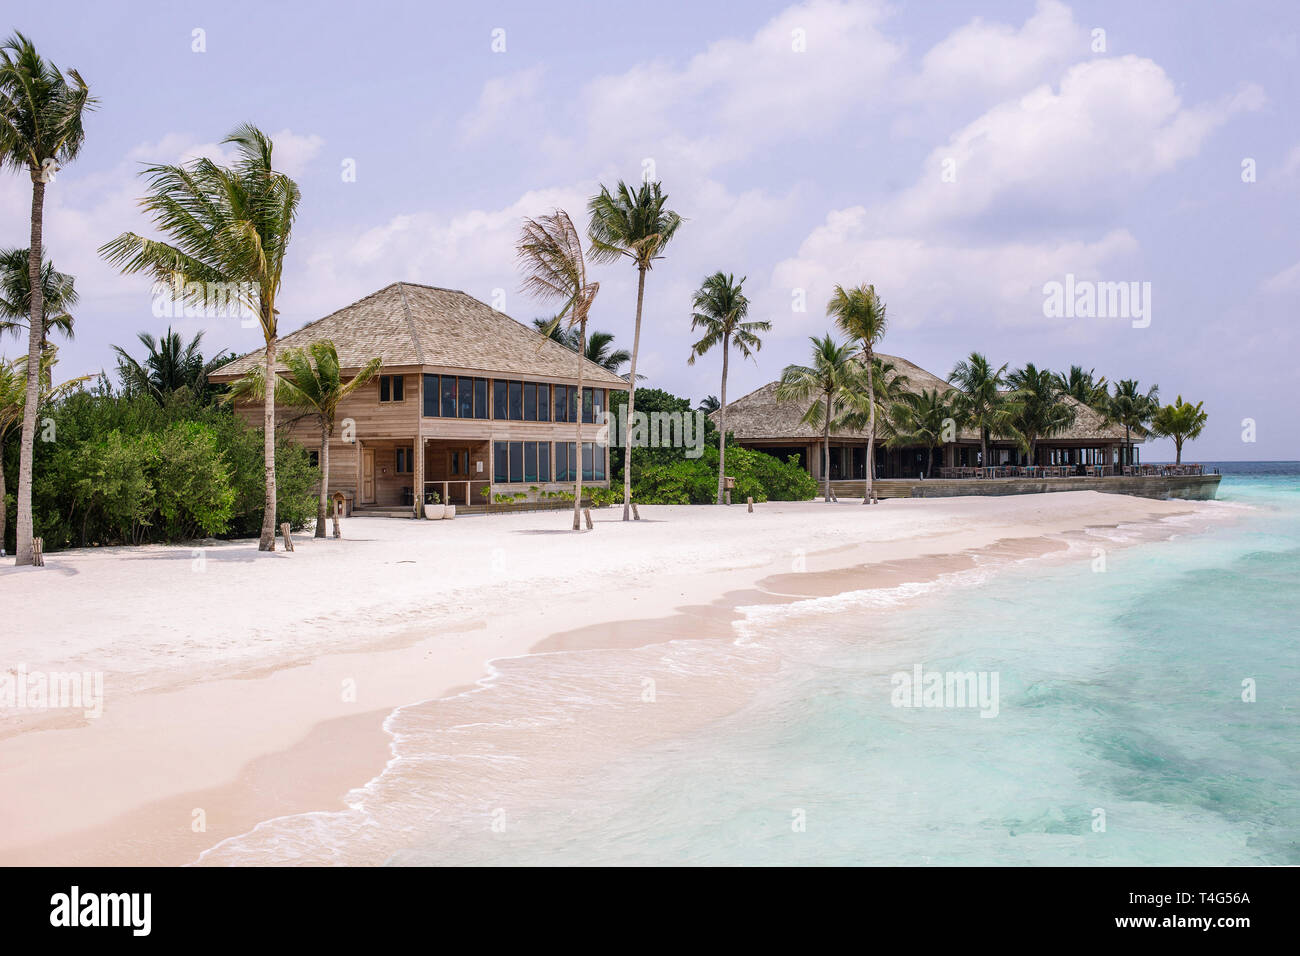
[395,283,427,365]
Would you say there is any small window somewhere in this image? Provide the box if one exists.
[396,447,414,473]
[380,375,404,403]
[308,450,320,468]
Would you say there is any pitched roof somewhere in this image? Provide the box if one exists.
[717,352,1132,443]
[209,282,629,387]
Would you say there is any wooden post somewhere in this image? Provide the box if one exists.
[331,494,343,539]
[413,436,425,519]
[31,536,44,567]
[583,508,593,530]
[631,503,640,521]
[280,522,294,552]
[747,496,754,513]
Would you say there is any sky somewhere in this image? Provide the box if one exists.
[3,0,1297,460]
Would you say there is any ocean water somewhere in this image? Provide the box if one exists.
[200,464,1300,866]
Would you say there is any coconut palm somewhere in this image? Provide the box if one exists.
[112,327,229,403]
[0,247,76,347]
[1055,365,1108,410]
[0,32,95,565]
[1104,379,1160,467]
[1008,363,1076,465]
[100,124,301,551]
[836,356,912,472]
[587,180,683,521]
[1150,396,1208,465]
[0,349,88,553]
[698,395,720,414]
[776,335,855,503]
[949,353,1019,468]
[531,318,636,378]
[827,284,888,503]
[517,209,599,531]
[226,340,381,538]
[687,273,770,505]
[886,387,961,477]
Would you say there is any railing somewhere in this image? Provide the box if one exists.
[423,479,492,506]
[934,464,1206,479]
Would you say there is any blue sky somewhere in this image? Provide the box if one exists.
[4,0,1297,459]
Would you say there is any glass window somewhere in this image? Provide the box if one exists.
[422,374,438,416]
[458,377,473,418]
[379,376,390,403]
[441,376,456,418]
[508,441,523,483]
[582,387,601,424]
[494,442,508,483]
[592,388,604,423]
[524,382,537,421]
[582,441,594,481]
[509,381,523,420]
[538,442,550,481]
[493,380,508,420]
[555,442,568,482]
[536,383,550,421]
[524,442,538,482]
[553,385,567,422]
[594,443,605,481]
[392,375,404,402]
[474,378,488,419]
[569,388,579,423]
[396,447,414,473]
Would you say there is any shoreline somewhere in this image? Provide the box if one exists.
[0,493,1229,866]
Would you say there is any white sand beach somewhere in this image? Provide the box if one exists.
[0,491,1213,865]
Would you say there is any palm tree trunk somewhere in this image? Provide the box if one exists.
[315,423,329,538]
[823,392,832,503]
[716,332,730,505]
[0,449,7,554]
[622,266,646,521]
[14,176,45,566]
[981,427,988,470]
[864,347,875,504]
[572,317,587,531]
[926,445,934,477]
[259,334,278,551]
[1175,438,1183,465]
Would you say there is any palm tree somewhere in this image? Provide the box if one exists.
[687,273,770,505]
[697,395,720,415]
[887,387,960,477]
[837,356,911,475]
[949,353,1018,468]
[0,32,94,566]
[517,209,599,531]
[1150,396,1208,465]
[101,124,301,551]
[1008,363,1076,465]
[776,335,855,503]
[112,328,226,402]
[531,318,636,377]
[1055,365,1108,410]
[227,340,381,538]
[0,247,77,347]
[827,284,888,503]
[1104,379,1160,467]
[587,180,683,521]
[0,349,88,554]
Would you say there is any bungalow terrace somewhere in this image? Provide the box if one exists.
[209,282,628,515]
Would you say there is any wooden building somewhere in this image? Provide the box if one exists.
[719,353,1140,482]
[209,282,628,514]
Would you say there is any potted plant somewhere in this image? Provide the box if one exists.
[424,490,442,519]
[443,498,456,520]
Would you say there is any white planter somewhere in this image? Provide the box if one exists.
[424,503,443,519]
[443,505,456,520]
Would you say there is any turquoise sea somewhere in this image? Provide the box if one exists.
[201,464,1299,866]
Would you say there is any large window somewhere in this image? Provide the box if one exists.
[508,381,523,420]
[536,383,550,422]
[555,441,576,482]
[553,385,568,422]
[582,387,605,424]
[524,382,537,421]
[424,374,488,418]
[493,380,508,420]
[494,442,508,483]
[581,442,606,481]
[494,441,552,484]
[379,374,404,403]
[538,442,550,481]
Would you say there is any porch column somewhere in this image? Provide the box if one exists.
[413,435,424,518]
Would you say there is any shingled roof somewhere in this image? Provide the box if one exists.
[209,282,629,388]
[717,352,1131,443]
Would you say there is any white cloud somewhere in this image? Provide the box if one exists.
[459,67,546,142]
[1262,259,1300,295]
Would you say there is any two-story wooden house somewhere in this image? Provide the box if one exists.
[209,282,629,515]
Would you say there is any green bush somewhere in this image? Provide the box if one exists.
[631,444,816,505]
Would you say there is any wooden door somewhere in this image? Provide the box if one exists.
[362,449,375,503]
